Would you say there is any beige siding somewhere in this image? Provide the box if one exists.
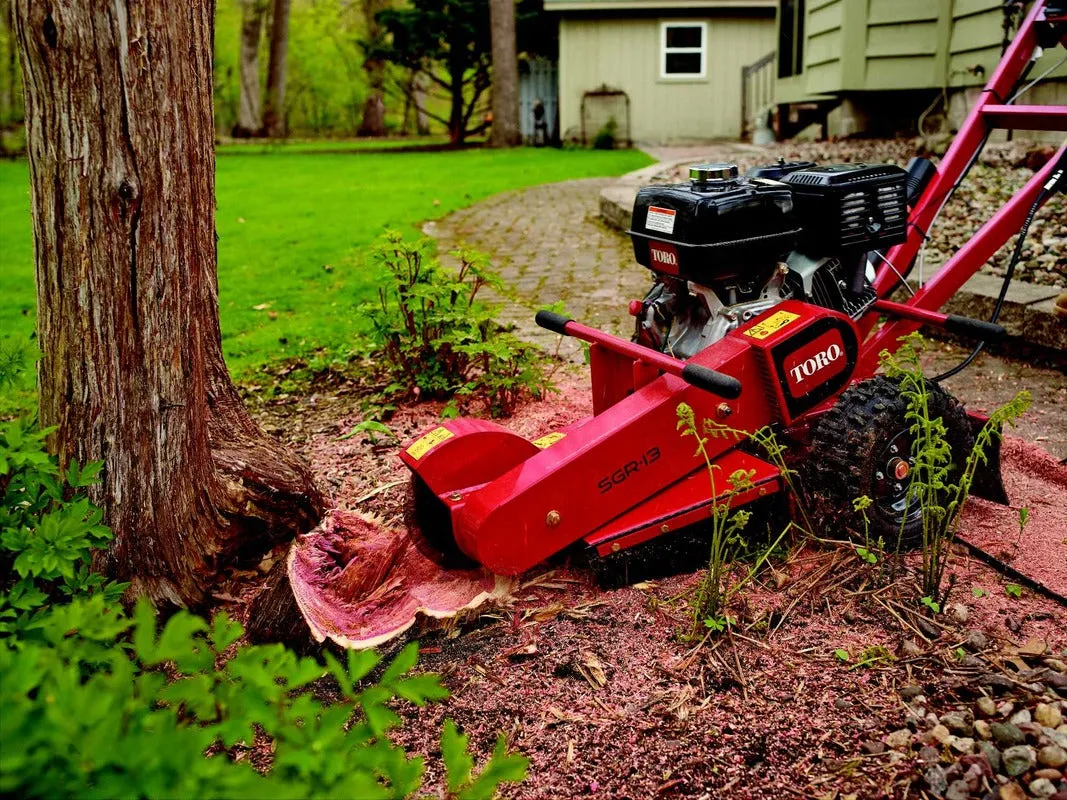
[558,15,775,143]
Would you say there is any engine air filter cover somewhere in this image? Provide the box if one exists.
[781,163,908,254]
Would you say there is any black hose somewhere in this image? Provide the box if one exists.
[933,184,1048,382]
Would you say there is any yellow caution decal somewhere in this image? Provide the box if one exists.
[532,432,566,449]
[406,426,455,460]
[743,310,801,340]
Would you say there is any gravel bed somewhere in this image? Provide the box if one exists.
[650,140,1066,289]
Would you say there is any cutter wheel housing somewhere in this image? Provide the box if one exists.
[395,0,1065,581]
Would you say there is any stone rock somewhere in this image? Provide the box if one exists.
[900,683,924,699]
[1010,708,1032,726]
[834,697,852,710]
[998,782,1027,800]
[998,701,1016,718]
[1002,745,1036,777]
[976,696,998,718]
[991,722,1026,748]
[975,719,992,740]
[945,779,969,800]
[1038,744,1067,768]
[1036,704,1064,729]
[948,735,975,754]
[1046,728,1067,749]
[1050,790,1067,800]
[919,745,941,765]
[965,630,989,651]
[978,741,1002,773]
[945,603,970,624]
[1045,658,1067,673]
[1020,722,1045,742]
[943,710,975,737]
[1034,768,1062,780]
[1030,778,1057,798]
[885,728,913,750]
[918,618,941,640]
[901,640,925,659]
[861,740,886,755]
[925,725,952,746]
[1049,672,1067,692]
[925,765,948,797]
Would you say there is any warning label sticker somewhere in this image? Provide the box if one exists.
[743,310,801,340]
[645,206,676,235]
[532,432,566,449]
[406,426,454,460]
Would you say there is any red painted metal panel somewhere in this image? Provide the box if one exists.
[981,104,1067,131]
[583,449,782,556]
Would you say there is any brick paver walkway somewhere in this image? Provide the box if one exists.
[430,177,650,360]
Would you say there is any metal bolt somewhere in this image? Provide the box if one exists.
[660,523,670,533]
[716,403,732,419]
[777,262,789,275]
[894,483,903,493]
[889,444,899,454]
[449,492,462,502]
[611,542,621,553]
[546,510,561,527]
[875,471,884,481]
[759,487,767,496]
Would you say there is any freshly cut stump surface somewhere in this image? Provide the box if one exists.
[288,509,509,649]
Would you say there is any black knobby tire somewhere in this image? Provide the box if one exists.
[805,375,974,549]
[404,474,478,569]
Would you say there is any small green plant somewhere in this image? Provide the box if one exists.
[849,645,896,670]
[363,231,552,417]
[1005,583,1023,599]
[592,117,619,150]
[338,419,398,444]
[953,647,967,662]
[880,334,1030,608]
[971,586,988,599]
[920,596,940,614]
[834,648,850,663]
[676,404,800,637]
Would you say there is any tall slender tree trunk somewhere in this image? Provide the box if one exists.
[448,48,465,145]
[13,0,326,608]
[357,0,388,137]
[263,0,291,138]
[234,0,266,138]
[488,0,520,147]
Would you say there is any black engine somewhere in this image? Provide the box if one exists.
[628,159,908,357]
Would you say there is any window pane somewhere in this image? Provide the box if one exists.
[665,52,702,75]
[665,25,702,49]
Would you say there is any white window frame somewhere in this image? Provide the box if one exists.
[660,21,707,80]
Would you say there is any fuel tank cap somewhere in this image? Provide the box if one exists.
[689,163,739,183]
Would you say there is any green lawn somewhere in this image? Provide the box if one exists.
[0,146,652,408]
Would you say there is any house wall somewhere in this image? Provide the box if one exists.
[558,14,776,143]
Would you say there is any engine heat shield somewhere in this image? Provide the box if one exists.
[628,169,797,284]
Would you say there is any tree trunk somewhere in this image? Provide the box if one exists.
[234,0,266,138]
[357,0,388,137]
[13,0,327,608]
[488,0,520,147]
[262,0,290,138]
[413,71,430,135]
[448,48,465,145]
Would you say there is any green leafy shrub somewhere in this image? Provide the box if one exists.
[1,422,528,798]
[364,231,551,417]
[592,117,618,150]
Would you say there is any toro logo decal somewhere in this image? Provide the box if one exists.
[647,241,680,274]
[782,329,848,398]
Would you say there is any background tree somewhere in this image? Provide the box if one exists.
[263,0,292,137]
[357,0,390,137]
[376,0,494,145]
[488,0,520,147]
[13,0,326,607]
[234,0,267,138]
